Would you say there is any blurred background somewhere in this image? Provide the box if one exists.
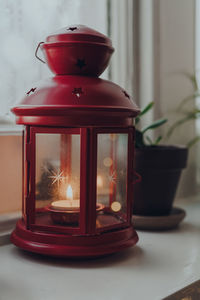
[0,0,199,214]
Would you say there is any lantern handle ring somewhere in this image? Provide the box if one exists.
[132,171,141,184]
[35,42,45,64]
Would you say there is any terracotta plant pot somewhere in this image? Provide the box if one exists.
[133,145,188,216]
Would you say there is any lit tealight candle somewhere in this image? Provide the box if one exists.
[49,184,104,225]
[51,185,80,211]
[51,199,80,211]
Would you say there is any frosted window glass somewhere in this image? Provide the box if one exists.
[0,0,108,119]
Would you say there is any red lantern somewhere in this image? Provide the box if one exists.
[11,25,140,258]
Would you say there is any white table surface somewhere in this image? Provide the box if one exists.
[0,198,200,300]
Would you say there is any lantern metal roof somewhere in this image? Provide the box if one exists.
[12,25,139,126]
[12,76,139,126]
[45,24,113,46]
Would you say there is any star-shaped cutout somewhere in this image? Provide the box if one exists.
[49,171,67,186]
[67,27,77,31]
[27,87,36,95]
[108,171,117,184]
[123,90,130,99]
[76,59,86,69]
[72,87,83,98]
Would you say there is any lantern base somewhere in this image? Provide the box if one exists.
[11,219,138,258]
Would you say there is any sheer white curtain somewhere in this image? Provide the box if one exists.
[109,0,134,96]
[109,0,154,133]
[0,0,108,121]
[110,0,198,197]
[195,0,200,186]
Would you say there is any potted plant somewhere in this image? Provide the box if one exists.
[133,102,188,220]
[167,72,200,146]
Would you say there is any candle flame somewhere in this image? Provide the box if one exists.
[66,184,73,201]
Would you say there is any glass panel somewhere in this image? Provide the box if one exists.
[35,133,80,228]
[96,133,128,229]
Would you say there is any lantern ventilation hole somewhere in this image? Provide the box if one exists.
[67,26,77,31]
[26,87,36,95]
[72,87,83,98]
[76,58,86,69]
[123,90,130,99]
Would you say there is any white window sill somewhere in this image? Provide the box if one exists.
[0,197,200,300]
[0,117,22,135]
[0,212,21,245]
[0,125,23,136]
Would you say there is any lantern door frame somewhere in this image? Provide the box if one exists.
[25,126,85,235]
[93,127,135,234]
[24,125,135,236]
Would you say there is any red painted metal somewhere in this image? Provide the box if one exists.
[11,25,140,258]
[38,25,114,76]
[60,135,72,179]
[11,76,139,127]
[109,136,114,205]
[22,129,25,219]
[30,126,82,236]
[87,128,97,235]
[93,127,130,234]
[127,128,135,224]
[11,219,138,258]
[80,128,89,234]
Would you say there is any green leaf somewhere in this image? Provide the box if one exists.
[135,102,167,147]
[142,118,168,134]
[181,72,198,90]
[191,109,200,115]
[154,135,162,145]
[177,93,200,110]
[187,136,200,148]
[138,102,154,118]
[167,114,196,138]
[145,135,162,146]
[135,116,140,125]
[136,102,154,125]
[135,129,145,148]
[145,135,153,145]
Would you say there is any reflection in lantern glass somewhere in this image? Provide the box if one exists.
[96,133,128,229]
[111,201,121,212]
[35,133,80,227]
[97,175,103,187]
[103,157,113,167]
[110,134,117,141]
[66,184,73,200]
